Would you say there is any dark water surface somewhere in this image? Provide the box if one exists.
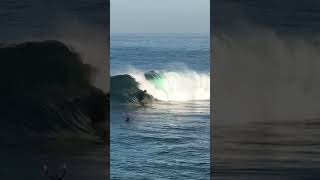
[213,0,320,179]
[213,120,320,180]
[0,1,109,179]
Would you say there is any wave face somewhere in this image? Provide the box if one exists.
[0,41,108,140]
[111,69,210,103]
[110,74,154,105]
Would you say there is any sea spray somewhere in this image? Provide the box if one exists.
[214,30,320,123]
[128,68,210,102]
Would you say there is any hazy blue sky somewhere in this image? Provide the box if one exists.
[111,0,210,33]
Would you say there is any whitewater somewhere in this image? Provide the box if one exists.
[128,69,210,102]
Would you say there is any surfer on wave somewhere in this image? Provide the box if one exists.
[137,90,148,106]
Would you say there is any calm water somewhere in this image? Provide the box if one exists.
[110,34,210,179]
[110,33,209,75]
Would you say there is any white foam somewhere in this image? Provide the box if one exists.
[128,68,210,102]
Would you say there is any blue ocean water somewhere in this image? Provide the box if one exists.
[110,33,210,179]
[111,33,209,75]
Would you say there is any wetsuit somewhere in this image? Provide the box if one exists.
[137,90,147,106]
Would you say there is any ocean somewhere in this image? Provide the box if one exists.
[213,0,320,179]
[110,33,210,179]
[0,0,109,179]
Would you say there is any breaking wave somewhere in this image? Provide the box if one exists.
[0,40,108,140]
[110,69,210,104]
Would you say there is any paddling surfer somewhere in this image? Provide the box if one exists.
[123,112,132,122]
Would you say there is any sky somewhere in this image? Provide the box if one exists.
[111,0,210,33]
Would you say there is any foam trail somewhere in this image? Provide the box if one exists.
[128,69,210,102]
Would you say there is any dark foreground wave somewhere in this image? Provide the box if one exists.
[0,40,108,140]
[110,71,159,105]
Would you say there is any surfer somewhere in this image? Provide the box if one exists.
[43,163,67,180]
[123,112,132,121]
[137,90,148,106]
